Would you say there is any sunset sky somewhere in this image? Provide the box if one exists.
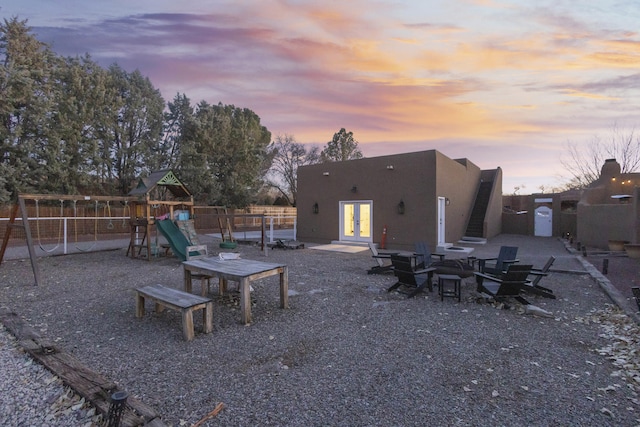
[3,0,640,194]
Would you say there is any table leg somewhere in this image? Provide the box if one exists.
[240,277,251,325]
[184,268,193,293]
[280,266,289,309]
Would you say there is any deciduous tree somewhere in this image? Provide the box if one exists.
[267,134,319,206]
[561,124,640,189]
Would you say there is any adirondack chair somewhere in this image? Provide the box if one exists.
[521,256,556,299]
[367,242,396,275]
[414,242,445,269]
[478,246,519,275]
[414,241,475,278]
[474,264,533,305]
[387,254,436,298]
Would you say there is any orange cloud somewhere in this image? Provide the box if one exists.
[560,89,621,101]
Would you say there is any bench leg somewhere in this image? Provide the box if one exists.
[182,308,195,341]
[203,302,213,334]
[135,293,145,318]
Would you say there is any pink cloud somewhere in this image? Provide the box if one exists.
[9,0,640,194]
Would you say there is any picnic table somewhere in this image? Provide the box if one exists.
[182,257,288,324]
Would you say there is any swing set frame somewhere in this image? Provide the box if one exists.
[0,193,138,285]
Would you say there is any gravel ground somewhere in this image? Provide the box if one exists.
[1,234,640,426]
[0,324,100,426]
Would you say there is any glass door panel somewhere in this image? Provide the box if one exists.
[340,201,372,242]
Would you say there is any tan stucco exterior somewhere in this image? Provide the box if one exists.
[297,149,502,251]
[577,159,640,248]
[501,159,640,249]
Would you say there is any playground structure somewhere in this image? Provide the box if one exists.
[0,172,298,285]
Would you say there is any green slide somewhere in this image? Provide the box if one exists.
[155,219,192,261]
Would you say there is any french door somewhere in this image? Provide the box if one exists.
[340,201,372,242]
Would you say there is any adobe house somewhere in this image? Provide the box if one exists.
[297,149,503,251]
[577,159,640,248]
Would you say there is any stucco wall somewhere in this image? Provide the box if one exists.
[575,160,640,248]
[434,154,482,242]
[502,192,580,238]
[577,203,635,249]
[483,168,503,238]
[297,151,437,249]
[502,212,528,235]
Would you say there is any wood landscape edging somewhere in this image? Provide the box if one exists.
[0,309,167,427]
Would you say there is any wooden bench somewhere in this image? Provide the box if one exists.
[135,284,213,341]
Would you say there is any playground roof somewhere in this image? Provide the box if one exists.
[129,170,192,200]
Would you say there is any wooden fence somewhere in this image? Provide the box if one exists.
[0,203,297,244]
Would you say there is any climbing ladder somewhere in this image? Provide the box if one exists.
[127,218,151,259]
[213,207,235,242]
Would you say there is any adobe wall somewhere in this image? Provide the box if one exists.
[435,153,483,244]
[577,203,635,249]
[297,150,494,251]
[297,151,438,249]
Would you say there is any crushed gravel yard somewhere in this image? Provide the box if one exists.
[2,234,640,426]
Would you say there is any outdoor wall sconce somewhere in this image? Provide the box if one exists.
[351,186,358,193]
[397,200,405,215]
[312,202,319,214]
[323,172,330,176]
[386,165,394,170]
[445,198,450,206]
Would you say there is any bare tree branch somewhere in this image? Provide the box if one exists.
[560,123,640,188]
[266,134,319,206]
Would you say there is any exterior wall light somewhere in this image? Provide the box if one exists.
[312,202,319,214]
[386,165,394,170]
[445,198,451,206]
[323,172,330,176]
[351,186,358,193]
[397,200,405,215]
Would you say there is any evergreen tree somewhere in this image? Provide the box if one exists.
[0,17,56,201]
[320,128,363,162]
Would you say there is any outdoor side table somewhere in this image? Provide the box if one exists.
[438,274,461,302]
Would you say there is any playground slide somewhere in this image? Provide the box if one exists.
[155,219,192,261]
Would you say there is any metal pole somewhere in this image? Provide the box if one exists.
[63,218,68,254]
[602,258,609,275]
[262,215,266,256]
[269,217,275,243]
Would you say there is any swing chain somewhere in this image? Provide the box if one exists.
[105,201,114,230]
[34,199,64,253]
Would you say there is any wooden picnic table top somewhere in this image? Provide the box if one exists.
[182,257,286,278]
